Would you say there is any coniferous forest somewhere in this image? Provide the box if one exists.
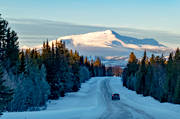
[123,50,180,104]
[0,14,107,114]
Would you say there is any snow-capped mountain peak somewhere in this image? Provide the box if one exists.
[56,30,166,51]
[58,30,118,48]
[35,30,171,66]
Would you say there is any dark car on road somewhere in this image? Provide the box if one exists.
[112,93,120,100]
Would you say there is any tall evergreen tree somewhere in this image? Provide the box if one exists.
[5,28,19,67]
[0,14,19,68]
[0,64,13,115]
[150,54,155,64]
[0,14,8,62]
[18,50,26,74]
[174,48,180,61]
[128,52,137,63]
[165,52,174,101]
[127,52,138,76]
[174,75,180,104]
[136,51,147,94]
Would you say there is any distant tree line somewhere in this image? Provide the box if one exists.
[106,66,123,76]
[0,14,107,114]
[123,49,180,104]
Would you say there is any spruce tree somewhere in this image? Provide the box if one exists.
[165,52,174,101]
[174,76,180,104]
[144,62,153,96]
[128,52,137,63]
[5,28,19,67]
[84,57,90,68]
[136,51,147,94]
[127,52,138,76]
[0,15,19,68]
[160,54,166,67]
[0,64,13,115]
[0,14,8,62]
[94,57,101,67]
[150,54,155,64]
[173,48,180,103]
[174,48,180,61]
[18,50,26,74]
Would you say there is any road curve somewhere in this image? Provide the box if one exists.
[99,78,154,119]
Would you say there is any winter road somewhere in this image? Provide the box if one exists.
[2,77,180,119]
[99,78,154,119]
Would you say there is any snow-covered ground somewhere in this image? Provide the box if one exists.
[2,77,180,119]
[2,77,106,119]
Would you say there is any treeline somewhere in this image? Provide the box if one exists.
[106,66,123,76]
[40,40,106,99]
[122,49,180,104]
[0,14,106,114]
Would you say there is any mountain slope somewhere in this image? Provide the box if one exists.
[56,30,166,50]
[37,30,171,66]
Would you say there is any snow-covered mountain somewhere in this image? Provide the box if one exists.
[56,30,166,51]
[38,30,171,66]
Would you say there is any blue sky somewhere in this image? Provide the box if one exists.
[0,0,180,34]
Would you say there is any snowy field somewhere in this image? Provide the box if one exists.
[2,77,180,119]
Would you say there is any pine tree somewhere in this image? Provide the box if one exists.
[0,15,19,68]
[80,56,84,65]
[18,50,26,74]
[93,57,102,76]
[173,48,180,103]
[174,48,180,61]
[5,28,19,67]
[136,51,147,94]
[0,64,13,115]
[165,52,174,101]
[160,54,166,66]
[174,76,180,104]
[127,52,138,76]
[150,54,155,64]
[155,56,160,64]
[102,64,106,76]
[144,62,153,96]
[128,52,137,63]
[51,42,55,59]
[0,14,8,62]
[94,57,101,67]
[90,62,95,77]
[84,57,90,68]
[70,50,81,92]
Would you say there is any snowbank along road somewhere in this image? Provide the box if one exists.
[2,77,180,119]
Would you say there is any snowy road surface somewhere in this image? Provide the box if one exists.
[99,79,153,119]
[2,77,180,119]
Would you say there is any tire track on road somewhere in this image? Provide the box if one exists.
[99,79,132,119]
[99,78,155,119]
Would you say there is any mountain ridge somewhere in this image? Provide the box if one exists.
[35,30,171,66]
[56,30,167,51]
